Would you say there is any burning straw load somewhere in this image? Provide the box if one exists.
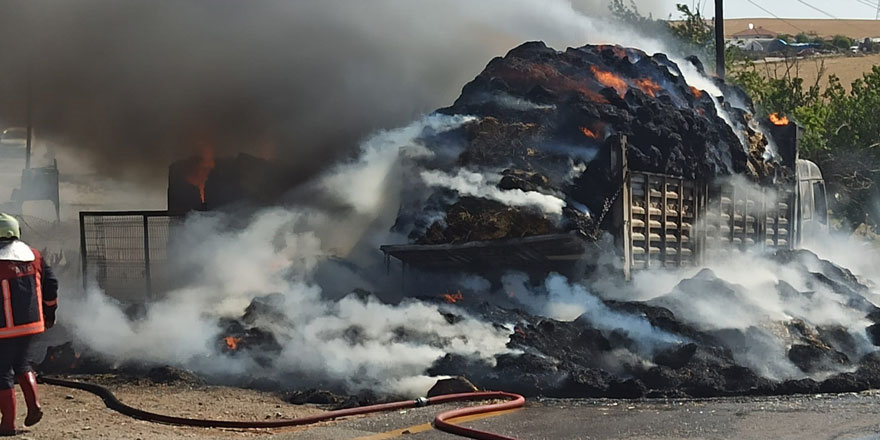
[395,41,779,244]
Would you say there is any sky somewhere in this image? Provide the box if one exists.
[633,0,880,20]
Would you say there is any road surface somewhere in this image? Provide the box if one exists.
[276,392,880,440]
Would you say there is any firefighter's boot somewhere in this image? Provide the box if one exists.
[18,373,41,426]
[0,388,16,435]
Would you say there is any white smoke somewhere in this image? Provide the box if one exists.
[607,248,877,380]
[502,272,684,354]
[66,114,514,396]
[320,114,475,218]
[473,93,557,112]
[421,169,567,215]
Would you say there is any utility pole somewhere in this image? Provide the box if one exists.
[25,71,32,170]
[715,0,725,79]
[876,0,879,20]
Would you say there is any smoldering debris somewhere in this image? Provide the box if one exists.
[427,250,880,398]
[47,246,880,399]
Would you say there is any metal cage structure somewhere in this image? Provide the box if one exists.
[79,211,182,302]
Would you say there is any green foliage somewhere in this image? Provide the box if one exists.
[666,2,718,69]
[831,35,855,49]
[607,0,670,36]
[668,4,713,47]
[609,1,880,227]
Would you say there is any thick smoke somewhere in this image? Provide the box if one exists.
[67,114,515,396]
[0,0,679,190]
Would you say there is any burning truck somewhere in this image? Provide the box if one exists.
[71,41,880,402]
[381,42,829,281]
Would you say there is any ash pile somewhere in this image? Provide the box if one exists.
[148,248,880,399]
[427,249,880,398]
[393,41,780,244]
[42,250,880,399]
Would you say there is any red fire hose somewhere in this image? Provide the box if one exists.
[39,376,524,439]
[433,391,525,440]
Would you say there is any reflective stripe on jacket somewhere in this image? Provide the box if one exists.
[0,242,46,339]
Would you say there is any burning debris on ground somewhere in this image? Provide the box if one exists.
[415,250,880,399]
[38,342,112,375]
[46,245,880,400]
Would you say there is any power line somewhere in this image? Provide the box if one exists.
[795,0,838,19]
[789,0,876,35]
[801,0,880,34]
[745,0,807,33]
[853,0,880,11]
[747,0,878,38]
[849,0,880,22]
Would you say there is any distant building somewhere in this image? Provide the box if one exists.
[727,38,819,55]
[731,26,778,40]
[728,38,775,52]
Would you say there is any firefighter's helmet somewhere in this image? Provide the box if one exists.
[0,213,20,239]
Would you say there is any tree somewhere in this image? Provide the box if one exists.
[831,35,854,50]
[607,0,669,36]
[610,1,880,227]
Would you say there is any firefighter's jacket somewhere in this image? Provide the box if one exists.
[0,240,58,339]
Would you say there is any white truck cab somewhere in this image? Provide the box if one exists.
[796,159,829,247]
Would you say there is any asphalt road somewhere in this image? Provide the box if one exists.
[276,392,880,440]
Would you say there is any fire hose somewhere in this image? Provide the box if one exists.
[38,376,524,439]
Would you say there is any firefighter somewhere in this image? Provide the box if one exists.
[0,213,58,435]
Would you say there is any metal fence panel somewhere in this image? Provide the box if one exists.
[80,211,180,303]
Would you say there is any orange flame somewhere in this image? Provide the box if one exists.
[225,336,241,350]
[690,86,703,98]
[441,291,464,304]
[186,144,216,204]
[590,66,628,97]
[634,78,662,98]
[579,126,599,139]
[769,113,790,126]
[487,61,608,103]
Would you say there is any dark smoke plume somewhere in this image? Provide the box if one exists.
[0,0,670,186]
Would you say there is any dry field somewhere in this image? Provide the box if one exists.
[724,18,880,40]
[722,18,880,90]
[751,53,880,90]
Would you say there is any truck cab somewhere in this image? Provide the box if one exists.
[795,159,829,247]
